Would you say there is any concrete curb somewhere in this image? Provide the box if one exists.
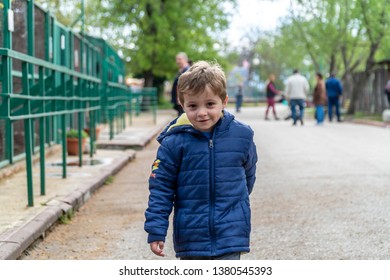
[347,119,390,128]
[0,151,135,260]
[97,123,168,151]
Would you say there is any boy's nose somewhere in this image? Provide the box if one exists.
[197,108,207,117]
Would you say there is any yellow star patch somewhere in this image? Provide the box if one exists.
[152,159,161,171]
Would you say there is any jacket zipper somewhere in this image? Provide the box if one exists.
[209,136,216,255]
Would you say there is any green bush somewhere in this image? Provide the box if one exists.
[66,129,88,139]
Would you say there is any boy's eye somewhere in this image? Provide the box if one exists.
[207,102,216,107]
[188,104,197,108]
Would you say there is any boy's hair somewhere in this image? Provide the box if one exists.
[177,61,227,105]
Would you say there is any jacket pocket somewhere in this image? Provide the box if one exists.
[240,200,251,230]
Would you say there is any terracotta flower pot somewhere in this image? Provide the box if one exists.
[66,137,87,156]
[83,126,102,140]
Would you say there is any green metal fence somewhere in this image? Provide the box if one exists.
[0,0,157,206]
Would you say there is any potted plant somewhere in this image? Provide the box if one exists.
[83,124,102,140]
[66,129,88,156]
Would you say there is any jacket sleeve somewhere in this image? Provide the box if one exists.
[144,138,179,243]
[304,79,310,95]
[244,131,258,195]
[285,80,291,98]
[337,81,343,95]
[268,82,278,95]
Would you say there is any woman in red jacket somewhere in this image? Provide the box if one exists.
[265,74,281,120]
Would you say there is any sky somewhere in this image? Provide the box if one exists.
[225,0,291,47]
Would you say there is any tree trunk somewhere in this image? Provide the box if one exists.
[341,72,353,109]
[347,36,380,115]
[329,54,336,75]
[347,72,370,115]
[143,70,154,87]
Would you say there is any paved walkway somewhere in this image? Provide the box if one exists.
[19,106,390,260]
[239,107,390,259]
[0,110,176,259]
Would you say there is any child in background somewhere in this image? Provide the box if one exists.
[144,61,258,260]
[236,85,243,113]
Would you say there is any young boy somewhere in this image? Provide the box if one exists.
[144,61,258,260]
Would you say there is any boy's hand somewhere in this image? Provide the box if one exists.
[150,241,165,257]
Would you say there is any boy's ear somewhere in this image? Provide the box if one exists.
[178,97,184,108]
[222,95,228,107]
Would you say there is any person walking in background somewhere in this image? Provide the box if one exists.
[171,52,190,116]
[313,73,327,125]
[236,85,243,113]
[285,69,310,126]
[325,73,343,122]
[384,79,390,107]
[265,74,281,120]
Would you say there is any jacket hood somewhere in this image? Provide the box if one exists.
[157,109,235,143]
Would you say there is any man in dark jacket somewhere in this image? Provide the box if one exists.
[325,73,343,122]
[171,52,190,116]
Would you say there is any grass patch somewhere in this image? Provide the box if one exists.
[104,175,115,185]
[352,112,383,122]
[59,209,75,224]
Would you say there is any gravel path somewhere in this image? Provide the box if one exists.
[21,107,390,260]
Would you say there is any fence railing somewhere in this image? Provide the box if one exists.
[0,0,157,206]
[0,47,102,206]
[0,47,157,207]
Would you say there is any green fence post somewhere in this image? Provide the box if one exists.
[77,79,83,167]
[109,107,114,140]
[45,8,52,147]
[27,0,36,154]
[39,66,46,195]
[61,114,67,178]
[27,0,35,77]
[89,109,95,157]
[3,0,14,164]
[137,94,141,116]
[119,105,122,132]
[78,111,83,166]
[92,84,96,156]
[116,106,119,134]
[2,56,14,164]
[122,104,126,130]
[22,62,34,206]
[78,34,85,164]
[61,73,67,178]
[128,89,133,126]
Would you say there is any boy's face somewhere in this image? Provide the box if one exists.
[181,86,228,132]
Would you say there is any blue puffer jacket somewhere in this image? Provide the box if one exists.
[144,110,258,257]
